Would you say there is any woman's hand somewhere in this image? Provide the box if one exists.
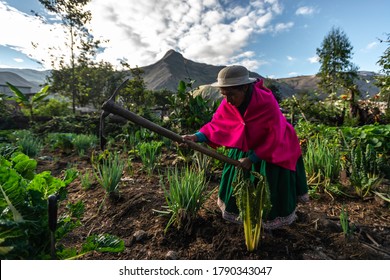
[182,134,197,142]
[238,157,252,170]
[180,134,197,148]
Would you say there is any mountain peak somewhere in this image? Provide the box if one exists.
[161,49,183,60]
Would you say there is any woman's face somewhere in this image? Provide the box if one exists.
[220,87,246,107]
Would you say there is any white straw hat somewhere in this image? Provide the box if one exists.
[211,65,257,87]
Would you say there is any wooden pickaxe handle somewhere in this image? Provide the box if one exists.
[101,99,240,167]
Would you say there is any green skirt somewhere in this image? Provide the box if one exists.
[218,149,308,226]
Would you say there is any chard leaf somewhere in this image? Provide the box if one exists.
[82,234,125,253]
[11,153,37,180]
[0,184,24,223]
[27,171,65,200]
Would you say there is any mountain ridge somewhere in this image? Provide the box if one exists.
[0,50,379,98]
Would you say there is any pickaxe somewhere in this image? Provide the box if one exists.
[99,79,240,167]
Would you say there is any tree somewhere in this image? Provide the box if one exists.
[48,61,126,109]
[376,33,390,115]
[37,0,101,113]
[120,65,156,119]
[316,27,359,119]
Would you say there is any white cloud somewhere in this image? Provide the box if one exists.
[364,41,378,51]
[308,55,319,63]
[13,58,24,63]
[86,0,287,70]
[273,22,294,33]
[0,2,74,69]
[1,0,285,71]
[288,72,298,76]
[287,56,295,61]
[296,6,315,16]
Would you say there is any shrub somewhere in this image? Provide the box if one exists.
[34,98,72,117]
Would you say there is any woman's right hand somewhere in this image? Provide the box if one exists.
[182,134,197,142]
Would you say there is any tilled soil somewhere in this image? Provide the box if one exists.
[37,151,390,260]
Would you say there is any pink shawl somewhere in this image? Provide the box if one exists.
[199,80,302,171]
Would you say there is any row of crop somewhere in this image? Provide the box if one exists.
[296,121,390,200]
[0,152,124,259]
[1,122,389,258]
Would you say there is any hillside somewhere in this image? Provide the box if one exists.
[0,68,50,93]
[141,49,262,91]
[0,51,380,98]
[275,71,380,98]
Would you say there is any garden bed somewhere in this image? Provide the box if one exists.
[38,150,390,260]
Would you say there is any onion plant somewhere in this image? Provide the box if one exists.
[339,204,351,237]
[137,140,164,175]
[94,152,125,199]
[234,170,271,252]
[80,169,93,190]
[157,165,213,234]
[192,150,212,173]
[73,134,98,156]
[304,135,343,196]
[13,130,42,158]
[349,144,383,198]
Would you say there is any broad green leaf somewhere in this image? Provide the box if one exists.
[6,82,29,103]
[82,234,125,253]
[32,85,50,103]
[27,171,65,200]
[0,184,25,223]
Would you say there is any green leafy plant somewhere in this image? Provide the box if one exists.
[234,170,271,252]
[166,79,218,134]
[46,133,75,154]
[0,152,76,259]
[33,97,72,117]
[6,82,50,121]
[341,125,390,179]
[157,166,213,234]
[137,140,164,175]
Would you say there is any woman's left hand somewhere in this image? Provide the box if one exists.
[238,157,252,170]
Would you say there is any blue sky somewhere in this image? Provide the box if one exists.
[0,0,389,78]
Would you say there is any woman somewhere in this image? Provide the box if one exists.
[183,65,309,229]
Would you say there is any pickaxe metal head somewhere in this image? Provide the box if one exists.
[99,79,129,150]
